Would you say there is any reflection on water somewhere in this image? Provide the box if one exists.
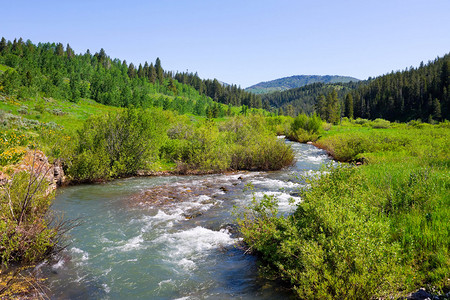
[41,142,330,299]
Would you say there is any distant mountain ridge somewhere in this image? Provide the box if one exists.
[246,75,360,94]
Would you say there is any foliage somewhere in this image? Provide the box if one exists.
[261,81,360,116]
[260,53,450,122]
[69,107,170,181]
[238,123,450,298]
[161,115,294,172]
[287,113,322,142]
[264,115,292,135]
[0,130,28,166]
[0,37,262,118]
[347,54,450,121]
[0,168,56,266]
[223,116,295,170]
[0,265,47,299]
[174,72,263,109]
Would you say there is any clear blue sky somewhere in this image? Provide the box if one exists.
[1,0,449,88]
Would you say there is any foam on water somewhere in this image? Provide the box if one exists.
[112,234,144,252]
[71,247,89,262]
[155,226,237,270]
[250,177,300,189]
[51,258,65,270]
[45,141,331,299]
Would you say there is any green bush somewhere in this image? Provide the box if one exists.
[287,113,322,142]
[160,115,294,172]
[68,107,170,181]
[238,124,450,298]
[371,118,391,129]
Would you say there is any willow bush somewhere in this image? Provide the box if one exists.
[68,107,170,181]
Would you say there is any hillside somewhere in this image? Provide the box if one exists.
[0,37,264,118]
[347,54,450,122]
[261,81,362,116]
[245,75,360,94]
[260,53,450,122]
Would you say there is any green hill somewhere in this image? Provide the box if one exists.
[245,75,360,94]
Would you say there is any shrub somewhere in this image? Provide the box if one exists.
[160,115,294,172]
[0,169,56,266]
[287,113,322,142]
[354,117,370,125]
[371,118,391,129]
[68,108,170,181]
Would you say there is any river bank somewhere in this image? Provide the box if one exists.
[239,122,450,299]
[31,141,326,299]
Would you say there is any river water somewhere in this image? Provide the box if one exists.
[41,142,330,299]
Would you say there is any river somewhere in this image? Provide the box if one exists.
[39,142,330,299]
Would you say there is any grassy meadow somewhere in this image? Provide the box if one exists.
[238,118,450,299]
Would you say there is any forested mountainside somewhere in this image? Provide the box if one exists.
[261,53,449,122]
[0,37,262,117]
[245,75,360,94]
[174,72,263,109]
[346,54,449,122]
[261,81,361,116]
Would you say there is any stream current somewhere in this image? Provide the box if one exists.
[41,142,330,299]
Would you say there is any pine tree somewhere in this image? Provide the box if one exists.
[344,93,354,119]
[0,37,6,54]
[137,64,144,78]
[316,94,327,119]
[127,63,136,78]
[326,89,340,124]
[155,57,164,83]
[432,98,441,120]
[143,62,149,78]
[148,63,156,83]
[66,43,74,58]
[55,43,64,56]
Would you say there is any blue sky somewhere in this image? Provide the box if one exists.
[1,0,449,87]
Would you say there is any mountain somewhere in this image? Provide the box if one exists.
[261,81,362,116]
[262,53,450,122]
[246,75,360,94]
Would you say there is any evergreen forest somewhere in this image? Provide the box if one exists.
[261,54,450,123]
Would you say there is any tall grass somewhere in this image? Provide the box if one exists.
[238,122,450,298]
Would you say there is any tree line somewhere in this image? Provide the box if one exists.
[260,54,449,123]
[174,72,263,109]
[0,37,263,117]
[345,54,449,122]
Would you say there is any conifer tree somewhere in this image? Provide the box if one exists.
[326,89,340,124]
[66,43,74,58]
[432,98,441,120]
[143,61,149,78]
[137,64,144,78]
[344,93,354,119]
[128,63,136,78]
[155,57,164,83]
[148,63,156,83]
[0,37,6,54]
[316,94,327,119]
[55,43,64,56]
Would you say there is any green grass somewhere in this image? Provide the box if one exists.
[238,121,450,299]
[0,95,120,130]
